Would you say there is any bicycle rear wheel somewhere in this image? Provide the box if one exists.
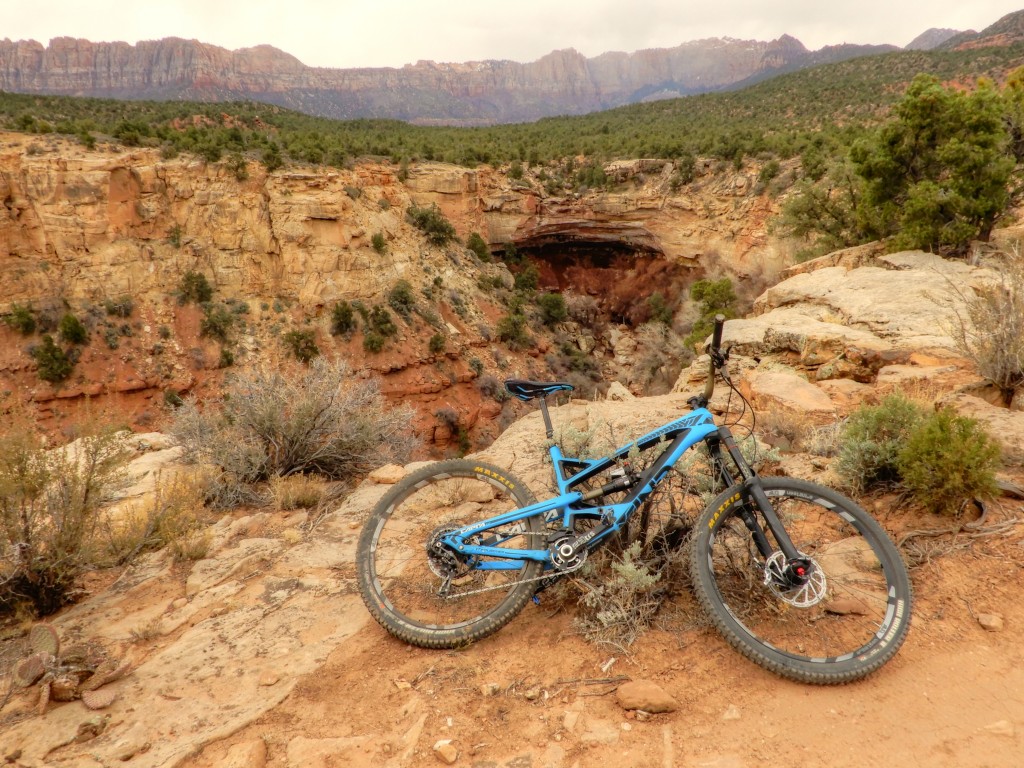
[356,459,543,648]
[691,477,912,684]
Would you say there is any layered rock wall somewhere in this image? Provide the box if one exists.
[0,36,893,124]
[0,136,784,314]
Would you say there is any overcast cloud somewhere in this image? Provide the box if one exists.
[5,1,1024,69]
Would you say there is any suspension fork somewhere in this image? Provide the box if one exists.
[711,426,803,563]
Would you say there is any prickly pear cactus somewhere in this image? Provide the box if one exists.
[28,623,60,657]
[81,688,118,710]
[13,653,48,688]
[10,622,131,716]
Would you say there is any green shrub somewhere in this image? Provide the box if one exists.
[684,278,737,349]
[428,332,446,354]
[896,408,1000,516]
[406,204,457,246]
[647,292,673,325]
[262,144,283,172]
[58,313,88,344]
[178,270,214,304]
[388,280,415,318]
[496,310,530,349]
[371,232,387,254]
[836,394,925,493]
[537,292,567,325]
[344,185,362,200]
[228,153,248,181]
[31,335,74,383]
[104,297,134,318]
[331,301,356,335]
[466,232,491,261]
[369,305,398,337]
[167,223,184,248]
[758,159,781,185]
[513,263,540,292]
[200,302,235,342]
[363,331,385,353]
[6,303,36,335]
[218,346,235,368]
[283,329,320,362]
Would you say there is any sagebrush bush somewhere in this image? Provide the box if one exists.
[574,542,665,647]
[836,394,925,492]
[950,248,1024,405]
[169,359,418,502]
[896,408,1000,516]
[0,426,130,615]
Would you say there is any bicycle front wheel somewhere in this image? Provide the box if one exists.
[356,459,544,648]
[691,477,912,684]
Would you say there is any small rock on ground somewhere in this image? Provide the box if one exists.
[616,680,679,713]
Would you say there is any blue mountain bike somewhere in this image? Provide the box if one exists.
[356,317,912,683]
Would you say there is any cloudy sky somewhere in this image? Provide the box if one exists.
[6,1,1024,69]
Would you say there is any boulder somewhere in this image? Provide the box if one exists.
[746,371,836,417]
[940,393,1024,465]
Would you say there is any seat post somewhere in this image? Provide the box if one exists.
[538,397,555,440]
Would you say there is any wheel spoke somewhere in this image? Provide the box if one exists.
[692,478,912,682]
[357,461,544,645]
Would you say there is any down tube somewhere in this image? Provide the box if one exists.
[638,419,720,496]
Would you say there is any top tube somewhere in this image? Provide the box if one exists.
[547,407,717,496]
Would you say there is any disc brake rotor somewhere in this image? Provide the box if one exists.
[763,550,827,607]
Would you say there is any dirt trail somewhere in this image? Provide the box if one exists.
[189,499,1024,768]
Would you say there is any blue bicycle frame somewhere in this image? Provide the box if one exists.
[439,408,721,570]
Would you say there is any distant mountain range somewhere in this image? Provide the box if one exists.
[0,11,1019,126]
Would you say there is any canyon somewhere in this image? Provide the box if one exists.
[0,132,786,450]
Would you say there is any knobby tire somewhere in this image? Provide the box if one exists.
[690,477,912,684]
[356,459,542,648]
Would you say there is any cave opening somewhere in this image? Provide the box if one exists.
[509,236,694,327]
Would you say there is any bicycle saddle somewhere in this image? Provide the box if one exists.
[504,379,575,401]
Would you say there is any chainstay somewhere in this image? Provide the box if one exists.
[441,556,586,598]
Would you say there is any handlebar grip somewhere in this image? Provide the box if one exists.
[710,314,725,355]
